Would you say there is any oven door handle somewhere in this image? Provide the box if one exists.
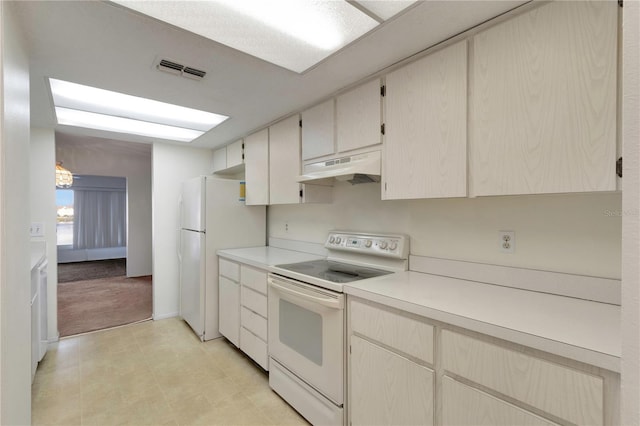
[269,278,344,310]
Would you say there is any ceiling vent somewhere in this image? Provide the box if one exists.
[155,58,206,81]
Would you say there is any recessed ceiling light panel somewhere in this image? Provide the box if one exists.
[55,107,205,142]
[49,78,228,142]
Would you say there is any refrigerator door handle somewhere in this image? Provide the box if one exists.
[177,229,182,263]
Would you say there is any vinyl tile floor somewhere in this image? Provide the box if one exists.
[32,317,309,425]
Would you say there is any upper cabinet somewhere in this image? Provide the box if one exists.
[226,139,244,169]
[269,115,303,205]
[211,146,227,173]
[301,79,381,163]
[244,129,269,206]
[212,139,244,174]
[244,117,330,206]
[383,40,468,200]
[336,79,382,154]
[470,0,618,196]
[301,100,335,161]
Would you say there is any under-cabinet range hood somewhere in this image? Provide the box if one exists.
[297,150,381,185]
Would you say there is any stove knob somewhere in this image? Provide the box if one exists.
[365,240,373,248]
[389,241,398,251]
[336,237,342,244]
[329,236,335,244]
[379,241,388,250]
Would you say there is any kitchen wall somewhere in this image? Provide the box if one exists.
[30,128,58,342]
[152,143,212,319]
[269,182,622,279]
[56,133,152,277]
[621,1,640,423]
[0,1,32,423]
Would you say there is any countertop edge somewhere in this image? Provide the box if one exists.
[344,285,621,373]
[217,246,323,270]
[217,250,270,269]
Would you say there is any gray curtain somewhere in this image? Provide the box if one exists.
[73,189,126,249]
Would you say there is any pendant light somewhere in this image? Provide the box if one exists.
[55,162,73,188]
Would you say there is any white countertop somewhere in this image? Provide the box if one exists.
[344,271,621,372]
[217,246,323,270]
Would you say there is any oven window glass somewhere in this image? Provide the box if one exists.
[279,299,323,366]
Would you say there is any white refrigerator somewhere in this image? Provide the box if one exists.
[179,176,266,341]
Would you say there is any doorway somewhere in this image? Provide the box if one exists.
[56,175,152,336]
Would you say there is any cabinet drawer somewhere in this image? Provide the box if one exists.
[241,306,267,341]
[350,300,434,364]
[241,286,267,317]
[240,265,267,295]
[219,258,239,281]
[240,327,268,370]
[442,376,558,426]
[442,330,603,425]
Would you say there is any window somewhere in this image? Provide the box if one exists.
[56,189,74,246]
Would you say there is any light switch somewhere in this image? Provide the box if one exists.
[30,222,44,237]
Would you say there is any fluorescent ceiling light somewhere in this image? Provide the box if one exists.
[49,78,228,142]
[55,107,204,142]
[113,0,384,73]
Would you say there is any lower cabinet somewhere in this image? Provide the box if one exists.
[349,299,435,425]
[218,257,269,370]
[441,330,604,425]
[350,335,434,426]
[218,258,240,347]
[218,275,240,347]
[347,297,619,426]
[442,377,558,426]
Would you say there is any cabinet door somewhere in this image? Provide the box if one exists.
[350,335,434,426]
[226,139,244,169]
[442,376,558,426]
[269,115,301,205]
[218,276,240,347]
[211,147,226,173]
[336,79,381,153]
[301,99,335,161]
[471,1,617,196]
[244,129,269,205]
[383,41,467,200]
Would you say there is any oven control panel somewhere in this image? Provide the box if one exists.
[325,232,409,259]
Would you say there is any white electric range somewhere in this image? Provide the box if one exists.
[267,231,409,425]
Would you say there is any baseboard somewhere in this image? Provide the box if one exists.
[58,246,126,263]
[153,311,179,321]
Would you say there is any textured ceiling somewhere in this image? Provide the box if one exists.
[13,0,529,149]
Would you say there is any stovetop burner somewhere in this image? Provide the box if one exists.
[275,259,392,284]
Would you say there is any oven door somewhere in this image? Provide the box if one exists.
[268,274,345,406]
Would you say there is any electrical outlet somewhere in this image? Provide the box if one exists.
[499,231,515,253]
[285,223,289,232]
[30,222,44,237]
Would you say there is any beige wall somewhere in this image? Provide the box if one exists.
[621,1,640,423]
[1,1,32,423]
[270,182,621,279]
